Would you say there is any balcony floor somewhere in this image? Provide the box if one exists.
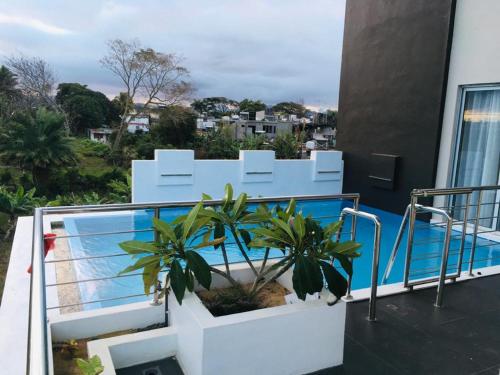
[316,274,500,375]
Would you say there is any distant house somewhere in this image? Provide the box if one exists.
[126,115,150,134]
[235,119,293,140]
[88,128,113,143]
[196,118,217,130]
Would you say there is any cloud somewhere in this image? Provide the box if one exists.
[0,0,346,108]
[0,13,72,35]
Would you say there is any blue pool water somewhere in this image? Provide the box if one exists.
[62,200,500,310]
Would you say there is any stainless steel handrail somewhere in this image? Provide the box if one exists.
[28,208,49,375]
[339,207,382,322]
[382,204,410,284]
[28,192,360,375]
[399,185,500,309]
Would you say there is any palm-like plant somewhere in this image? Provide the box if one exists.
[0,108,75,187]
[119,184,361,306]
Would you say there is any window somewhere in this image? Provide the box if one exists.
[451,86,500,230]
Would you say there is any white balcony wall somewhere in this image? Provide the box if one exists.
[132,150,343,203]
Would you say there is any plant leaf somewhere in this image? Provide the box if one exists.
[333,252,353,276]
[231,193,247,218]
[119,255,161,275]
[222,183,233,211]
[335,241,362,256]
[293,214,305,239]
[142,260,161,295]
[193,236,226,249]
[152,218,176,242]
[292,255,323,300]
[285,199,296,219]
[185,250,212,289]
[320,260,348,299]
[271,217,295,243]
[324,221,343,238]
[239,229,252,247]
[183,202,203,239]
[185,267,194,292]
[202,193,213,200]
[169,260,186,304]
[119,240,158,255]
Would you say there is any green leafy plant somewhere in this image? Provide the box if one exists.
[119,184,361,310]
[75,355,104,375]
[0,186,44,239]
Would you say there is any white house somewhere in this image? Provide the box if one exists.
[126,115,150,134]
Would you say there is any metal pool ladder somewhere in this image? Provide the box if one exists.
[340,207,382,322]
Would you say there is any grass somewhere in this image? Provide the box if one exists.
[70,137,115,177]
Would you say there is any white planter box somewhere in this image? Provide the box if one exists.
[169,263,346,375]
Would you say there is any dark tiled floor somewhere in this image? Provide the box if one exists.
[316,275,500,375]
[116,357,183,375]
[116,276,500,375]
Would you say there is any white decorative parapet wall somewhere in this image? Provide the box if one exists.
[132,150,343,203]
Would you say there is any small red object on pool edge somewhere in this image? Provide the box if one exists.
[27,233,57,274]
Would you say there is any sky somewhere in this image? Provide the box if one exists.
[0,0,346,110]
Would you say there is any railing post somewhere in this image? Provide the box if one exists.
[403,194,418,288]
[456,192,471,277]
[153,207,160,243]
[468,190,483,276]
[368,217,382,321]
[435,213,453,307]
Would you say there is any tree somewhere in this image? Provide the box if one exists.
[111,92,134,118]
[0,65,20,118]
[191,97,239,117]
[56,83,119,134]
[273,133,299,159]
[272,102,306,117]
[6,56,70,131]
[0,66,19,100]
[100,39,194,149]
[239,99,266,113]
[151,106,197,147]
[0,108,75,189]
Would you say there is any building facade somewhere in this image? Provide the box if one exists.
[337,0,499,220]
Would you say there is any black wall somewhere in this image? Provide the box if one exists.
[336,0,456,214]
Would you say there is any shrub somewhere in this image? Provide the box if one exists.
[273,133,299,159]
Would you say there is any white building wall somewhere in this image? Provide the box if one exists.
[435,0,500,190]
[132,150,343,203]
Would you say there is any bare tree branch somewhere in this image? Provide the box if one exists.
[6,55,70,132]
[100,39,194,150]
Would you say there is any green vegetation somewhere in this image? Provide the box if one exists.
[272,101,307,117]
[56,83,119,135]
[239,98,266,112]
[75,355,104,375]
[119,184,361,315]
[0,109,75,192]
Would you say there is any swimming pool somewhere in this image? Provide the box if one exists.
[62,200,500,310]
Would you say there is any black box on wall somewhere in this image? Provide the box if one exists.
[369,153,399,190]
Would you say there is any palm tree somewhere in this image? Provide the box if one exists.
[0,108,75,188]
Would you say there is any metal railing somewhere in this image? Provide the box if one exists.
[27,193,362,375]
[339,207,382,321]
[382,185,500,308]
